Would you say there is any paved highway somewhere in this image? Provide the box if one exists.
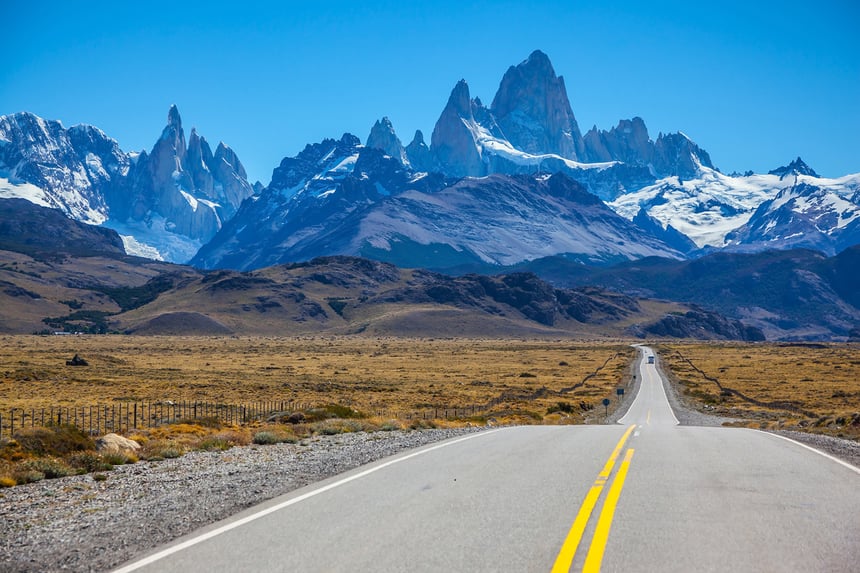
[115,346,860,572]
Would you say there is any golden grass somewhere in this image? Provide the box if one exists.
[0,335,634,423]
[657,342,860,440]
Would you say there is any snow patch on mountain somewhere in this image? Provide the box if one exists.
[102,216,202,263]
[0,176,53,209]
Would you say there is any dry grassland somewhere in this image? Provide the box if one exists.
[0,336,635,423]
[658,342,860,440]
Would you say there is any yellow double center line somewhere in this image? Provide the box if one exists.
[551,425,637,573]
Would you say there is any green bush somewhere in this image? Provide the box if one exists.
[19,457,74,479]
[198,438,232,451]
[252,431,298,445]
[14,425,95,456]
[68,451,114,472]
[101,452,137,465]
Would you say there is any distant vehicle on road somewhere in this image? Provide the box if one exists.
[647,356,655,364]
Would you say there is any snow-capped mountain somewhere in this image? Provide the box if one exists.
[608,159,860,252]
[725,180,860,255]
[365,50,711,202]
[0,112,124,224]
[192,140,683,271]
[3,50,859,274]
[0,106,254,262]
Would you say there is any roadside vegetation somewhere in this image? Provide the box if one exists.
[0,336,636,487]
[656,342,860,440]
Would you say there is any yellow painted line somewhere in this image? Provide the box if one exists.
[646,409,651,425]
[582,448,636,573]
[550,426,636,573]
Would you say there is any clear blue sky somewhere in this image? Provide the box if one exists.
[2,0,858,183]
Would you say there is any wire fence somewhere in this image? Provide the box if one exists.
[0,400,486,439]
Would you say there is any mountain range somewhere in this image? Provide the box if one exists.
[1,50,858,340]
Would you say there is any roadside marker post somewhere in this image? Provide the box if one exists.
[602,398,610,415]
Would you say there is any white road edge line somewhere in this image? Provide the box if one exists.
[758,430,860,476]
[112,429,501,573]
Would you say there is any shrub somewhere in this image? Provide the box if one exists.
[12,469,44,484]
[253,430,298,445]
[198,438,232,451]
[101,452,138,465]
[212,429,251,447]
[68,451,114,472]
[548,401,574,414]
[0,476,16,488]
[314,419,365,435]
[13,425,95,456]
[140,441,183,461]
[92,473,108,482]
[19,457,74,479]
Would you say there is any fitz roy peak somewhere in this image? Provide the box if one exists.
[491,50,586,161]
[3,50,859,273]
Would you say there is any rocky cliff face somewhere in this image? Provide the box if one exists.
[404,130,434,172]
[490,50,585,160]
[584,117,652,165]
[130,105,253,242]
[584,117,714,178]
[366,117,408,166]
[430,80,487,177]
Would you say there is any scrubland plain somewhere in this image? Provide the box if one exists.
[0,336,634,422]
[657,342,860,440]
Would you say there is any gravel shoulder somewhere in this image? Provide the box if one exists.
[0,428,483,573]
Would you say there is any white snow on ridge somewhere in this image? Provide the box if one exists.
[103,216,202,264]
[0,176,107,225]
[0,176,53,208]
[608,167,860,248]
[463,118,617,172]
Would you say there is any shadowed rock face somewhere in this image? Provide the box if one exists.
[490,50,586,160]
[430,80,486,177]
[366,117,408,166]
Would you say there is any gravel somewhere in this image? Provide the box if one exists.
[0,428,483,573]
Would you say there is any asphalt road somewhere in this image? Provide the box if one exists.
[115,346,860,573]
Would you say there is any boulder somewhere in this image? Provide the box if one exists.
[95,433,141,455]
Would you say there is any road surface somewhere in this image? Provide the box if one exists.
[115,346,860,572]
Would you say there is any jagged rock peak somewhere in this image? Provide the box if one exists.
[447,79,473,118]
[167,104,182,129]
[405,129,433,172]
[366,117,408,165]
[768,157,819,179]
[430,79,484,177]
[490,50,585,160]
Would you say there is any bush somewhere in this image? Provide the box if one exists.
[140,441,183,461]
[101,452,138,465]
[12,469,44,484]
[314,419,365,435]
[68,451,114,472]
[253,430,298,445]
[19,457,74,479]
[13,425,95,456]
[0,476,16,488]
[198,438,232,451]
